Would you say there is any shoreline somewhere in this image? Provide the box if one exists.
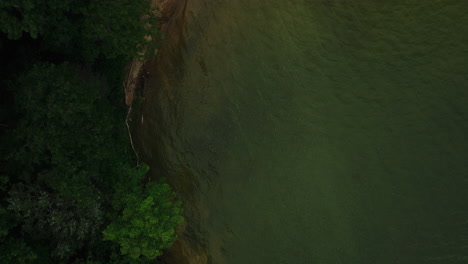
[124,1,209,263]
[124,0,183,108]
[123,0,184,167]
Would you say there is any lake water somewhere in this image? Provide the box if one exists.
[134,1,468,263]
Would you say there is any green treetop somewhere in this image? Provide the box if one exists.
[104,165,183,260]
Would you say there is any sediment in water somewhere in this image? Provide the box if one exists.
[126,0,208,263]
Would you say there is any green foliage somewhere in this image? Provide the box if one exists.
[0,236,37,264]
[0,206,13,239]
[0,0,159,62]
[79,0,159,61]
[10,63,127,205]
[14,63,125,161]
[1,62,184,262]
[103,174,183,260]
[0,175,8,193]
[0,206,38,264]
[7,183,105,259]
[13,63,105,165]
[110,164,151,213]
[72,255,152,264]
[0,0,182,263]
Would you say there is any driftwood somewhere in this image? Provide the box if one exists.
[124,59,141,167]
[125,106,140,167]
[123,0,181,168]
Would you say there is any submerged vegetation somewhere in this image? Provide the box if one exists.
[0,0,183,263]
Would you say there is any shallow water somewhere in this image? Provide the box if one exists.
[134,1,468,263]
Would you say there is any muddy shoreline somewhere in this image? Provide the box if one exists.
[125,1,208,264]
[124,0,185,107]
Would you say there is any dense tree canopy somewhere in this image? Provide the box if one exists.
[0,1,182,263]
[104,170,183,259]
[0,0,159,61]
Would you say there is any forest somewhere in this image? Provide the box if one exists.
[0,0,183,263]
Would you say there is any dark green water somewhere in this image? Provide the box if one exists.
[135,1,468,263]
